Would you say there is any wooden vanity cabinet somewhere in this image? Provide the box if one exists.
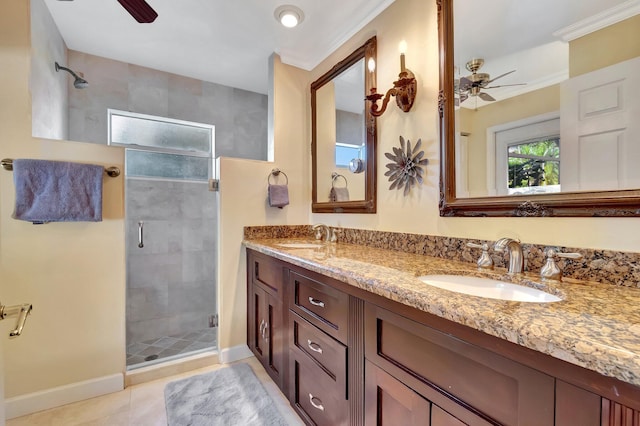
[246,249,640,425]
[247,250,287,389]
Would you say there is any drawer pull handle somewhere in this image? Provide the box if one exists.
[309,393,325,411]
[307,339,323,354]
[308,297,325,308]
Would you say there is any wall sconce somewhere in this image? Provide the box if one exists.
[365,41,417,117]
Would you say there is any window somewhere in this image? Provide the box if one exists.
[107,109,215,181]
[335,143,365,168]
[508,137,560,194]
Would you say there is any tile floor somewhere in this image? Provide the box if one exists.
[126,328,217,367]
[7,357,304,426]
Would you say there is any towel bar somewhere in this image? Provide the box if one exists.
[1,158,120,177]
[269,168,288,185]
[331,172,348,188]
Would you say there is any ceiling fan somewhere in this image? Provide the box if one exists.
[455,58,525,105]
[56,0,158,23]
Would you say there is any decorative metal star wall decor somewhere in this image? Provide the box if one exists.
[384,136,428,196]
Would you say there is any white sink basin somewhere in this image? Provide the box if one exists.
[276,242,324,249]
[417,274,561,303]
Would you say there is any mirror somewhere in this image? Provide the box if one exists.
[312,36,377,213]
[439,0,640,216]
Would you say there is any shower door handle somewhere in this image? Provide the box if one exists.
[138,221,144,248]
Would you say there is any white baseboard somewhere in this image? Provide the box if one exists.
[5,373,124,420]
[219,344,253,364]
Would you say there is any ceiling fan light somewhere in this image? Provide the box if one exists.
[274,5,304,28]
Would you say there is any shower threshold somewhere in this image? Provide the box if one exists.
[126,327,217,370]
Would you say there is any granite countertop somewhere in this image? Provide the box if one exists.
[243,238,640,387]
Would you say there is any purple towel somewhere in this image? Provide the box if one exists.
[12,159,103,223]
[268,184,289,208]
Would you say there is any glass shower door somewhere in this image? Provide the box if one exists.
[108,110,218,369]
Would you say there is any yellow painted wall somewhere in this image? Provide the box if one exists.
[309,0,640,252]
[0,1,125,399]
[570,15,640,77]
[217,55,310,353]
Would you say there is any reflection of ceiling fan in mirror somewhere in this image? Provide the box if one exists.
[56,0,158,23]
[455,58,526,106]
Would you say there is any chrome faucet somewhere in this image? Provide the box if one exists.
[312,224,340,242]
[494,238,524,274]
[312,224,331,242]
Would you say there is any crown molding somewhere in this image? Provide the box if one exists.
[553,0,640,41]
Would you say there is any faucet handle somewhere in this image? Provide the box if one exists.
[329,228,341,243]
[540,249,583,281]
[466,242,494,270]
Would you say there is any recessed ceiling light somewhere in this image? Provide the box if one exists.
[274,5,305,28]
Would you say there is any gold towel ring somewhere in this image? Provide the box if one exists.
[331,172,348,188]
[269,168,288,185]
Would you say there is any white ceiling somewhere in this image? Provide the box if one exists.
[42,0,395,95]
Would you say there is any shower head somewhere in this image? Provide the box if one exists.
[55,62,89,89]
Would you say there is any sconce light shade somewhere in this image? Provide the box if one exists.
[365,51,417,117]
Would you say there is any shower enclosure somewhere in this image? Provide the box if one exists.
[108,110,218,369]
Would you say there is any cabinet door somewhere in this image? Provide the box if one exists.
[250,284,284,388]
[365,360,431,426]
[555,380,601,426]
[249,284,268,364]
[265,289,285,388]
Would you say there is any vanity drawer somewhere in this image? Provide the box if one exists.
[250,250,284,296]
[289,347,348,426]
[290,310,347,397]
[290,271,348,343]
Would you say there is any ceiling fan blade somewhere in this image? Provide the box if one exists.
[486,69,516,84]
[117,0,158,23]
[484,83,527,89]
[478,92,495,102]
[459,93,468,103]
[459,77,473,91]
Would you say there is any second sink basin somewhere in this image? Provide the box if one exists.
[417,274,561,303]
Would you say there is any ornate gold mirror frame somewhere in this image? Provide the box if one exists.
[438,0,640,217]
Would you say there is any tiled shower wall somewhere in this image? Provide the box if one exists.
[66,50,268,161]
[126,179,217,346]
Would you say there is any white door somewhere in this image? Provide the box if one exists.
[560,56,640,192]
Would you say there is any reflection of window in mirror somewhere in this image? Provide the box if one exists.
[507,137,560,195]
[474,112,561,197]
[335,144,365,168]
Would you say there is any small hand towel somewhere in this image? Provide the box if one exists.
[329,187,350,202]
[12,159,103,223]
[268,184,289,208]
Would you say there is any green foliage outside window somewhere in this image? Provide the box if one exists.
[508,138,560,189]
